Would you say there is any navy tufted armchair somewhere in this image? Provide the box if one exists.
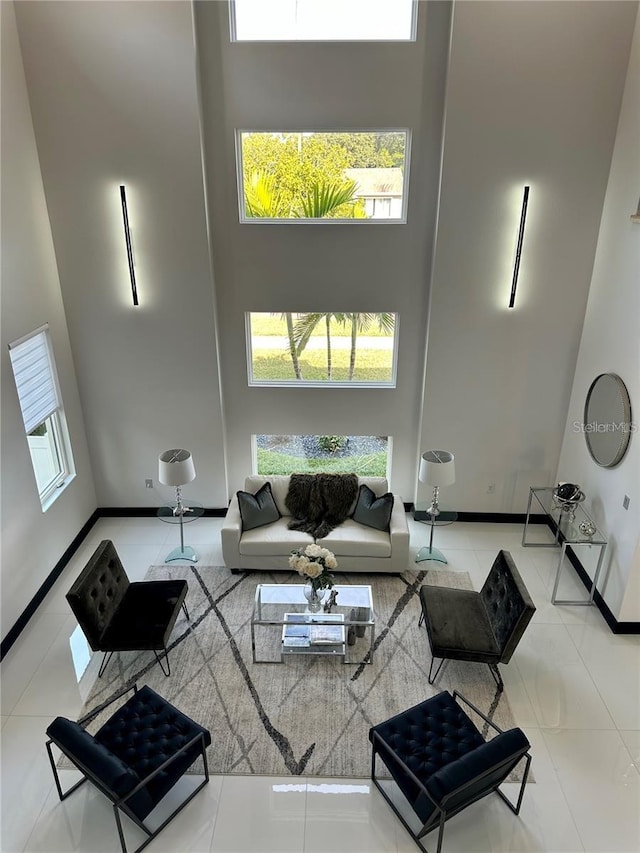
[419,550,535,688]
[370,690,531,853]
[46,684,211,853]
[66,540,188,677]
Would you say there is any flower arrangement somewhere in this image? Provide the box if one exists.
[289,544,337,591]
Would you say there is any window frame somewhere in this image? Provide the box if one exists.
[236,129,411,225]
[245,312,400,388]
[9,325,75,510]
[229,0,418,43]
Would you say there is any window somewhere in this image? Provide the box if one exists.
[8,325,75,508]
[246,312,398,386]
[255,435,390,477]
[238,131,409,222]
[231,0,417,42]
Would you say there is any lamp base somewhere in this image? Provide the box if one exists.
[165,545,198,564]
[415,546,448,564]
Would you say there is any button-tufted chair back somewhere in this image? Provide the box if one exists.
[480,550,535,663]
[66,540,130,649]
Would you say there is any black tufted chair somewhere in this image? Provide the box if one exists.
[46,684,211,853]
[419,550,535,688]
[66,540,188,677]
[370,690,531,853]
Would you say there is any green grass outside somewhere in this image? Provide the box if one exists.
[257,448,388,477]
[252,348,393,381]
[250,314,393,339]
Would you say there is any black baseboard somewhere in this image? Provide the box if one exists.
[98,507,228,517]
[0,510,100,661]
[3,504,637,660]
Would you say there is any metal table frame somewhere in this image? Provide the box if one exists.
[522,486,607,606]
[251,583,375,665]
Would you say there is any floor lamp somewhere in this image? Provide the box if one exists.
[158,449,198,563]
[415,450,455,564]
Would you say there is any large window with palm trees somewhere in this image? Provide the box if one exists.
[237,131,409,222]
[246,312,398,386]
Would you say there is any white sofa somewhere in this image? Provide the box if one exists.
[221,475,410,573]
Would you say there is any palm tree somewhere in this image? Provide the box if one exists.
[340,313,395,380]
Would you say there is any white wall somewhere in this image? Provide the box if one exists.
[14,0,227,509]
[1,1,96,640]
[557,8,640,620]
[420,0,636,513]
[194,0,452,498]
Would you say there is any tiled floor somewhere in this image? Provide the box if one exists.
[1,516,639,852]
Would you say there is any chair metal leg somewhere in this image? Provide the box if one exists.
[428,656,447,685]
[182,601,190,620]
[495,752,532,815]
[46,740,88,802]
[98,651,114,678]
[154,648,171,677]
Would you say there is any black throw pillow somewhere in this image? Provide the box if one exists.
[352,484,394,531]
[237,482,280,532]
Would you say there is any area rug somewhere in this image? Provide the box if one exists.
[74,566,526,779]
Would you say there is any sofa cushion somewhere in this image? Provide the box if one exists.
[244,475,291,517]
[318,519,392,558]
[348,477,389,515]
[237,482,280,531]
[239,518,314,556]
[352,484,394,531]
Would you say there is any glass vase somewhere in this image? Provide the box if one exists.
[303,581,326,613]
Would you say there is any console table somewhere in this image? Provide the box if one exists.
[522,486,607,606]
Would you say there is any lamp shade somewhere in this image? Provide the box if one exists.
[158,449,196,487]
[419,450,455,487]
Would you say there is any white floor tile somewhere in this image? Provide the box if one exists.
[1,715,56,852]
[542,728,640,852]
[304,778,398,853]
[0,612,69,715]
[211,775,306,852]
[515,624,617,730]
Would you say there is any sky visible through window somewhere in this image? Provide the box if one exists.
[232,0,416,41]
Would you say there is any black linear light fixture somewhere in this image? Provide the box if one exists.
[509,185,530,309]
[119,184,139,306]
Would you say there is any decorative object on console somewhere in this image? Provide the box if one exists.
[552,482,585,519]
[578,520,597,537]
[158,448,198,563]
[415,450,455,564]
[290,544,337,611]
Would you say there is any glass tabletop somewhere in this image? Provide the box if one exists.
[157,500,204,524]
[530,487,606,545]
[253,584,374,625]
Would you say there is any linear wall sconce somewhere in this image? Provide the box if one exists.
[508,185,530,309]
[119,185,139,306]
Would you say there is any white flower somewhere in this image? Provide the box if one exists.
[305,544,322,558]
[324,555,337,569]
[304,562,322,579]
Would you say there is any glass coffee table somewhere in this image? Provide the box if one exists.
[251,584,375,665]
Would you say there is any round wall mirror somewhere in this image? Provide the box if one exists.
[583,373,632,468]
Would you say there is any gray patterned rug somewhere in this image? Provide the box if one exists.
[75,566,524,778]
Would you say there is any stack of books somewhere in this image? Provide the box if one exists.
[282,613,345,648]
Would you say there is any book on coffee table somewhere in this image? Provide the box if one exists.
[282,614,311,647]
[309,614,345,645]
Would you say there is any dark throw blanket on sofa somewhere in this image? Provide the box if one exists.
[285,473,359,540]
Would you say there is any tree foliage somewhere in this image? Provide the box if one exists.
[241,132,405,219]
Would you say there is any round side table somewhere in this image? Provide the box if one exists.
[157,500,204,563]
